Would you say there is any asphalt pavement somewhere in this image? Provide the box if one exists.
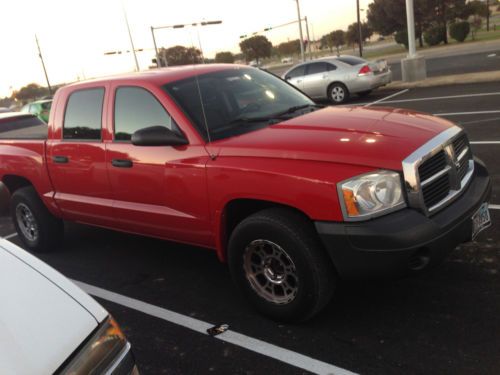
[1,81,499,375]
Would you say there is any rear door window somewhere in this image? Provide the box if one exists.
[63,88,104,140]
[114,87,179,141]
[306,62,329,75]
[287,65,306,79]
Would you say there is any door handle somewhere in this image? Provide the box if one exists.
[322,74,328,79]
[111,159,133,168]
[53,155,68,164]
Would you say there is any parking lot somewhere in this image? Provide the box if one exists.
[1,81,499,375]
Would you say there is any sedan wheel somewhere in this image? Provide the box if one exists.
[328,83,349,104]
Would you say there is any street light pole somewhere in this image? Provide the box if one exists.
[294,0,305,62]
[121,1,140,71]
[406,0,417,58]
[35,34,52,96]
[151,26,161,68]
[356,0,363,57]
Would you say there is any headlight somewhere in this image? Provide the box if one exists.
[62,316,138,375]
[338,170,406,221]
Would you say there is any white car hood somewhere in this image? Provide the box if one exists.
[0,239,107,375]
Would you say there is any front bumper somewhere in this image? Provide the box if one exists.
[315,160,491,280]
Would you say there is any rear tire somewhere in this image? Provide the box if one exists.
[228,208,336,322]
[11,186,63,253]
[328,82,350,104]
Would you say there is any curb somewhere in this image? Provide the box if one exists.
[383,70,500,90]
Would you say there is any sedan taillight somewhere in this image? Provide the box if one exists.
[358,65,373,76]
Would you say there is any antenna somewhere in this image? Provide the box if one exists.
[35,35,52,95]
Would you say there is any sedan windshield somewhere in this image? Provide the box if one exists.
[163,68,316,142]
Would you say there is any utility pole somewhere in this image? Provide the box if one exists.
[486,0,490,32]
[304,16,312,60]
[35,35,52,96]
[121,1,140,71]
[356,0,363,57]
[294,0,305,62]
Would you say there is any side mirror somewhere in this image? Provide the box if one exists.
[131,126,188,146]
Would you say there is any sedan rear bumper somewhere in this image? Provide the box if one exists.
[350,70,392,93]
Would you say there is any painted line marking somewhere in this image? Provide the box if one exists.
[458,117,500,126]
[487,53,497,58]
[364,89,409,107]
[73,280,357,375]
[365,91,500,106]
[4,233,18,240]
[470,141,500,145]
[490,204,500,210]
[434,110,500,116]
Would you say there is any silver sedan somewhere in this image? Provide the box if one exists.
[282,55,392,104]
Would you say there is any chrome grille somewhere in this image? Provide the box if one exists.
[402,127,474,216]
[418,150,447,182]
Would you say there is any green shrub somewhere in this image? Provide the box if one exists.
[449,21,470,43]
[395,30,409,49]
[424,26,446,46]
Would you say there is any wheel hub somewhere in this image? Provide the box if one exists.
[16,203,39,242]
[243,239,299,305]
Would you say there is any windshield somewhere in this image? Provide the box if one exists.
[163,68,315,142]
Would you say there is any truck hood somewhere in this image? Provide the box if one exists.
[0,239,107,375]
[209,106,455,170]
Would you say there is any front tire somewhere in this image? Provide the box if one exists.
[328,82,350,104]
[11,186,63,253]
[228,208,336,322]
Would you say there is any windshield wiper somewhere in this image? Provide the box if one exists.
[228,116,284,126]
[272,104,323,118]
[228,104,323,126]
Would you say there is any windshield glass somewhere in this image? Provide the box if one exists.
[163,68,314,142]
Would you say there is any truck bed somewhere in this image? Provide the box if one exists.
[0,113,48,140]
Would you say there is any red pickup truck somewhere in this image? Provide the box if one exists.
[0,65,491,321]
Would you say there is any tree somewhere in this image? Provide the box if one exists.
[157,45,202,67]
[346,22,373,48]
[215,51,235,63]
[449,21,470,42]
[330,30,346,55]
[239,35,272,64]
[367,0,434,47]
[277,40,301,56]
[11,83,49,103]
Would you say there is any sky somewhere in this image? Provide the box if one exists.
[0,0,372,98]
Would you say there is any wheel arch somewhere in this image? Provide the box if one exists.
[326,81,349,98]
[2,175,33,195]
[216,198,314,262]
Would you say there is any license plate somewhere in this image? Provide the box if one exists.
[471,203,491,240]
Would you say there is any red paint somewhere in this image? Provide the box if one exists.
[0,65,454,260]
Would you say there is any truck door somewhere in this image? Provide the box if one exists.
[46,86,114,226]
[105,85,212,246]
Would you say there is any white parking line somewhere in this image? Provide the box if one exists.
[490,204,500,210]
[434,110,500,116]
[4,233,18,240]
[73,280,357,375]
[471,141,500,145]
[364,89,409,107]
